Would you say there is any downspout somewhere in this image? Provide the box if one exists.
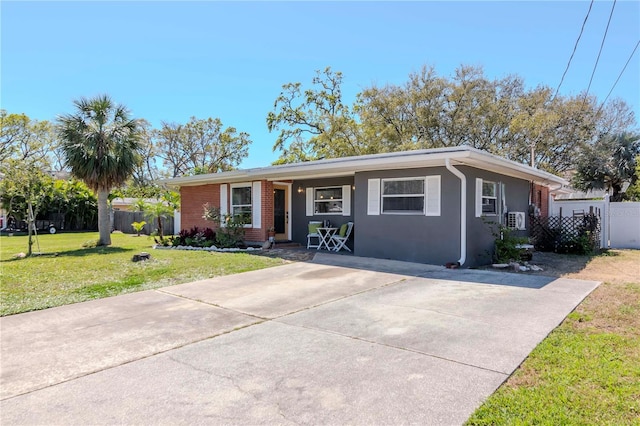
[445,158,466,267]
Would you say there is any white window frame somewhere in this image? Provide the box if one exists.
[230,183,252,227]
[482,180,498,216]
[476,178,506,219]
[381,177,426,215]
[313,186,344,215]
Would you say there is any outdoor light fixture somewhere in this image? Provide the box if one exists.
[297,186,304,194]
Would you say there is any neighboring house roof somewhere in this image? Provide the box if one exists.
[163,146,569,189]
[48,170,71,180]
[555,183,631,200]
[555,190,607,200]
[111,198,160,208]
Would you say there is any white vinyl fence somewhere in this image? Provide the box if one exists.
[550,196,640,249]
[608,202,640,249]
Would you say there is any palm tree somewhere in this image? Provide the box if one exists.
[58,95,141,245]
[573,133,640,201]
[137,191,179,241]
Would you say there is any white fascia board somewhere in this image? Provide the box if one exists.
[162,170,251,187]
[459,150,568,186]
[162,146,567,189]
[163,149,471,186]
[255,148,472,180]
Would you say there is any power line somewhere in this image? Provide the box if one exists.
[584,0,617,100]
[553,0,594,100]
[598,39,640,113]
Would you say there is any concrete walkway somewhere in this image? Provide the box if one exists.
[0,253,599,425]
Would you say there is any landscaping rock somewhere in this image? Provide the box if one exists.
[491,263,509,269]
[153,245,261,253]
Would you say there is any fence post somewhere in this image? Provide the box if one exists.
[174,210,181,234]
[602,193,610,248]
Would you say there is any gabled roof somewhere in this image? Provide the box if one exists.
[163,146,569,189]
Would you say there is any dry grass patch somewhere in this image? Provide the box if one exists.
[468,250,640,425]
[564,250,640,284]
[567,250,640,338]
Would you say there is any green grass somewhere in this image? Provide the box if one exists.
[0,232,284,316]
[467,328,640,425]
[467,250,640,426]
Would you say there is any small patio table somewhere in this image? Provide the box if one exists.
[317,227,338,251]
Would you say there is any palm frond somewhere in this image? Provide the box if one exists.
[57,95,142,192]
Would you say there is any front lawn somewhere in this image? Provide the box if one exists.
[0,232,284,316]
[467,250,640,425]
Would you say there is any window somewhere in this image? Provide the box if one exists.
[482,181,498,215]
[231,185,252,225]
[381,178,425,214]
[306,185,351,217]
[314,187,343,214]
[367,177,440,216]
[475,178,505,219]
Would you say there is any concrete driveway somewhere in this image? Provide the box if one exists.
[0,253,599,425]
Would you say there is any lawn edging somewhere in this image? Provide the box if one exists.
[153,244,263,253]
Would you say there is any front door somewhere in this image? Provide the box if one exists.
[273,185,289,240]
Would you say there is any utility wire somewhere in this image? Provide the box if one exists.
[584,0,617,103]
[597,39,640,114]
[553,0,594,100]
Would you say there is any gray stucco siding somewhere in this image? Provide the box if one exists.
[354,167,461,266]
[290,177,355,246]
[289,166,533,268]
[460,166,532,267]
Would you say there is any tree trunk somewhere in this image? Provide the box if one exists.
[157,215,163,239]
[97,189,111,246]
[27,200,34,257]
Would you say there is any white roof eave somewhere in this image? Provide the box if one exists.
[162,147,568,188]
[162,170,250,187]
[458,152,568,187]
[255,149,472,180]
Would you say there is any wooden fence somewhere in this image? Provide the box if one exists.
[112,211,174,236]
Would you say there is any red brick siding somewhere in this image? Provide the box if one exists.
[532,184,549,217]
[180,184,219,231]
[181,180,277,242]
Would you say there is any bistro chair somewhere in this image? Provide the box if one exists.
[306,221,322,249]
[331,222,353,252]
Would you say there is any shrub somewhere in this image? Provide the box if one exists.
[131,221,146,236]
[170,226,216,248]
[486,221,529,263]
[202,204,247,248]
[555,232,597,255]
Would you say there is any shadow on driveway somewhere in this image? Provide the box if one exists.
[311,252,557,289]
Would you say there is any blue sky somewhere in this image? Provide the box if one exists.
[2,1,639,169]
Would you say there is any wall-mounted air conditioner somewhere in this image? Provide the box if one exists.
[507,212,526,231]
